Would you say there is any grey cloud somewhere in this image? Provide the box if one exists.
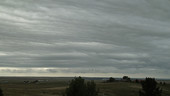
[0,0,170,78]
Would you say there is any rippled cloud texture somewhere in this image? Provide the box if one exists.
[0,0,170,78]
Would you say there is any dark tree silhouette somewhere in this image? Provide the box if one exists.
[123,76,129,80]
[139,78,162,96]
[0,88,3,96]
[160,82,162,85]
[86,81,98,96]
[135,79,139,83]
[107,77,115,82]
[64,77,98,96]
[122,76,131,82]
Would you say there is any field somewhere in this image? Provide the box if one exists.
[0,77,169,96]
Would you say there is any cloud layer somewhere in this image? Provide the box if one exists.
[0,0,170,78]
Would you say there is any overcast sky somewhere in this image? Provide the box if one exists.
[0,0,170,78]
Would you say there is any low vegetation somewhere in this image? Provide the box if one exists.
[0,88,3,96]
[0,77,169,96]
[63,77,98,96]
[106,77,116,83]
[139,78,162,96]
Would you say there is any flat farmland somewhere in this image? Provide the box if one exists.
[0,77,169,96]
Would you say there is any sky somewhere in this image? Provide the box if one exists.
[0,0,170,78]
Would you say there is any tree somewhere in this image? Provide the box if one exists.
[135,79,139,83]
[139,78,162,96]
[0,88,3,96]
[123,76,129,80]
[64,77,98,96]
[122,76,131,82]
[107,77,115,82]
[86,81,98,96]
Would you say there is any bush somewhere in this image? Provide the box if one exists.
[122,76,131,82]
[106,77,115,83]
[86,81,98,96]
[64,77,98,96]
[0,88,3,96]
[135,79,139,83]
[139,78,162,96]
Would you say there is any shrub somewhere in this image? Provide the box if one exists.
[0,88,3,96]
[106,77,115,83]
[64,77,98,96]
[135,79,139,83]
[139,78,162,96]
[122,76,131,82]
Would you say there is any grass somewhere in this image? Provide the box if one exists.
[0,82,67,96]
[97,82,141,96]
[0,78,169,96]
[97,82,170,96]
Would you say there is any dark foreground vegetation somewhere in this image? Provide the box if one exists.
[0,77,169,96]
[63,77,98,96]
[139,78,162,96]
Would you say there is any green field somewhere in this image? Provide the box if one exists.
[0,77,169,96]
